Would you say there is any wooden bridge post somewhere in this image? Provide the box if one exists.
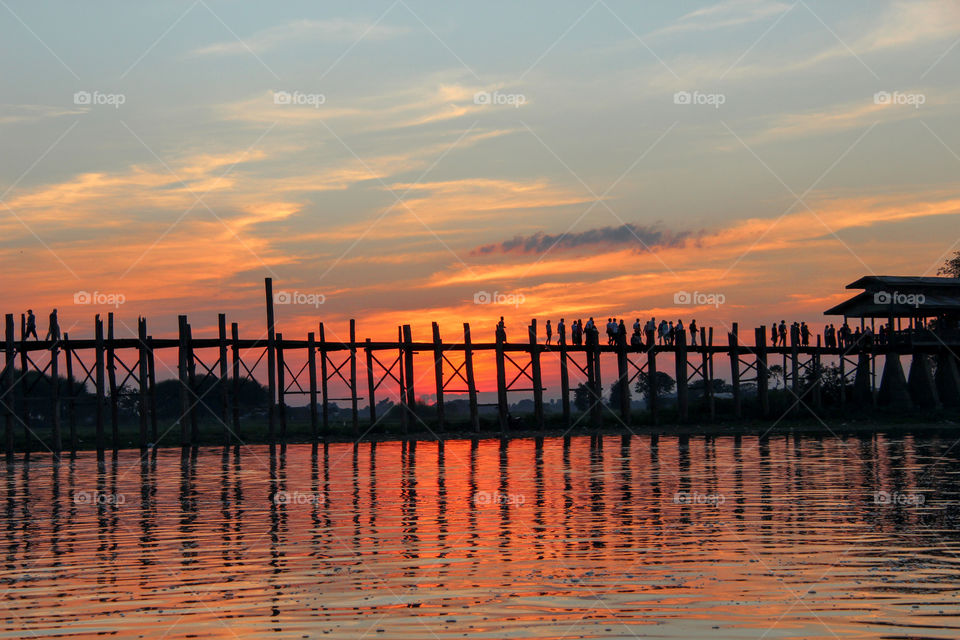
[147,334,158,443]
[463,323,479,433]
[591,337,603,428]
[675,330,688,422]
[432,322,445,431]
[19,314,30,452]
[177,315,190,446]
[63,331,77,453]
[365,338,376,426]
[138,318,150,450]
[402,324,415,414]
[107,313,120,448]
[397,326,408,434]
[264,277,277,441]
[755,327,769,418]
[699,327,710,417]
[791,333,800,417]
[230,322,240,439]
[308,332,318,439]
[838,340,846,409]
[707,328,715,420]
[617,335,630,425]
[647,345,658,424]
[529,320,544,430]
[319,323,329,434]
[558,324,571,427]
[276,332,287,441]
[185,321,198,442]
[349,320,359,436]
[95,315,106,451]
[729,323,742,418]
[218,314,229,442]
[4,314,15,460]
[50,336,61,454]
[495,330,508,434]
[812,335,822,411]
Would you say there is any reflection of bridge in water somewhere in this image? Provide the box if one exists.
[2,277,959,456]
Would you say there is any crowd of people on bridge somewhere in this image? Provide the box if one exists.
[497,316,703,349]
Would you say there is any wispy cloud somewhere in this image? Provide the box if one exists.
[650,0,792,38]
[0,103,84,125]
[192,18,408,56]
[472,223,702,256]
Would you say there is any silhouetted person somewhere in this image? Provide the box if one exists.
[557,318,566,345]
[45,309,60,343]
[800,322,810,347]
[24,309,38,340]
[572,319,583,346]
[545,319,553,345]
[770,324,777,346]
[778,320,787,347]
[676,318,685,344]
[645,318,656,348]
[689,319,698,346]
[617,319,626,347]
[496,316,507,342]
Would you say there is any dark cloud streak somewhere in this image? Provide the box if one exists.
[472,223,702,255]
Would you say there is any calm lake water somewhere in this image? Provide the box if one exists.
[2,434,960,639]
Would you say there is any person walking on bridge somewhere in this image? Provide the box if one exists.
[24,310,38,341]
[44,309,60,344]
[545,319,553,345]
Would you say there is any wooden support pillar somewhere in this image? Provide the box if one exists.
[365,338,376,426]
[218,314,229,442]
[308,332,318,439]
[707,328,715,420]
[495,330,508,433]
[529,320,543,430]
[50,337,61,454]
[319,323,329,434]
[432,322,445,432]
[19,314,30,452]
[4,314,15,460]
[675,330,688,422]
[185,321,198,442]
[791,335,800,417]
[230,323,240,439]
[349,320,359,436]
[147,334,157,443]
[812,335,822,411]
[177,315,190,446]
[63,332,77,453]
[93,315,105,451]
[617,336,630,425]
[558,323,571,428]
[729,323,741,418]
[264,277,277,441]
[838,342,847,409]
[591,338,603,428]
[107,313,119,449]
[397,325,408,434]
[463,323,479,433]
[755,327,769,418]
[137,318,149,450]
[699,327,710,417]
[402,324,415,412]
[276,332,287,441]
[647,345,658,424]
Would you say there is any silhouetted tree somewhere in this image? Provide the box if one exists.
[938,250,960,278]
[633,371,675,399]
[573,383,593,412]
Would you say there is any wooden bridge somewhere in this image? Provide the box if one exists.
[2,278,959,457]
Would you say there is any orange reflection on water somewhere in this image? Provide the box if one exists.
[2,434,960,639]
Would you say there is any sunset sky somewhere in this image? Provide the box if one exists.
[3,0,959,348]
